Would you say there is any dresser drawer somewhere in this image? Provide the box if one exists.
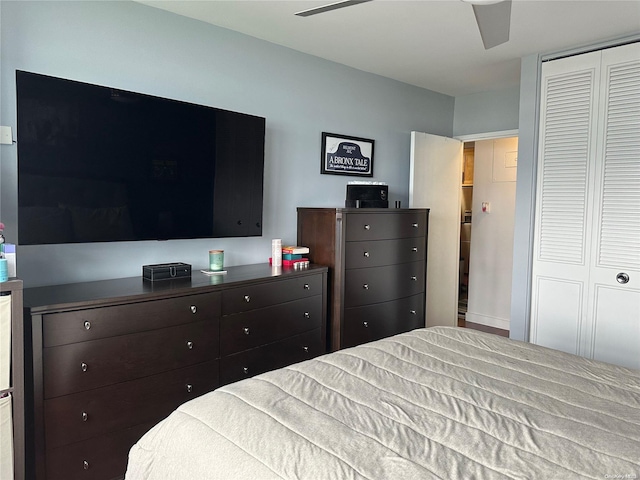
[45,421,154,480]
[220,329,323,385]
[44,360,218,449]
[222,273,323,315]
[342,294,425,348]
[44,320,219,398]
[344,211,427,242]
[43,291,221,347]
[344,261,425,307]
[221,295,323,356]
[345,237,426,269]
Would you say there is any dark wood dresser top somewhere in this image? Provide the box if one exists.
[24,263,328,313]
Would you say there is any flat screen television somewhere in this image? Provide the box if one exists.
[16,70,265,245]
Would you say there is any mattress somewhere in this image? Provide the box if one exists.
[125,327,640,479]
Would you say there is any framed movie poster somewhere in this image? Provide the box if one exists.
[321,132,374,177]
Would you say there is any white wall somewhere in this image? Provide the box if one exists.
[0,1,454,287]
[466,137,518,331]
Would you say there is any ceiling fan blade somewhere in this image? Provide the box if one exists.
[472,0,511,49]
[295,0,372,17]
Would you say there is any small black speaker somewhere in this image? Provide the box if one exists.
[345,184,389,208]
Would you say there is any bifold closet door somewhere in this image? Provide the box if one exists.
[530,50,601,356]
[531,42,640,369]
[585,43,640,369]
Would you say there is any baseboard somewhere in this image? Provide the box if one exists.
[464,312,510,331]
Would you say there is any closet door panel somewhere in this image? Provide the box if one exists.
[593,42,640,271]
[530,277,584,355]
[590,285,640,369]
[586,42,640,366]
[530,51,600,352]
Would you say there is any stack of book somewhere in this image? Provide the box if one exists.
[270,245,310,268]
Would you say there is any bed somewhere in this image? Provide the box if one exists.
[125,326,640,479]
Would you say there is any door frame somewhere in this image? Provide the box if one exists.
[455,130,519,331]
[455,130,519,143]
[409,129,518,330]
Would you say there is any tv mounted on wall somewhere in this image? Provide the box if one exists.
[16,70,265,245]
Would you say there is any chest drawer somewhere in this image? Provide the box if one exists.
[44,360,219,449]
[220,329,323,385]
[222,273,323,315]
[344,261,425,307]
[43,291,221,347]
[221,295,323,356]
[345,237,426,269]
[342,294,425,348]
[45,421,154,480]
[43,320,219,398]
[344,211,427,242]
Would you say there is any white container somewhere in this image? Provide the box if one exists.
[271,239,282,267]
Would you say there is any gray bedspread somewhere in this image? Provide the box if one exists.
[125,326,640,479]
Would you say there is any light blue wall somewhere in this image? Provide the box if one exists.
[453,86,520,137]
[508,54,541,342]
[0,1,454,287]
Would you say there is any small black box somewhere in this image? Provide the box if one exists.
[143,262,192,281]
[345,184,389,208]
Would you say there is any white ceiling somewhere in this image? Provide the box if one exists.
[135,0,640,97]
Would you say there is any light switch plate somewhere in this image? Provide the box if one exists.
[0,126,12,145]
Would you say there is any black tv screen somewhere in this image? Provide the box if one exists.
[16,70,265,245]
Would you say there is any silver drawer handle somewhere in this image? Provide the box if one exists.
[303,283,310,290]
[303,346,309,353]
[243,367,250,375]
[363,284,369,290]
[244,295,251,303]
[410,310,417,315]
[83,460,89,470]
[190,305,197,314]
[82,411,88,422]
[304,312,310,319]
[186,384,193,393]
[412,223,419,228]
[84,321,91,330]
[364,251,370,258]
[81,362,88,372]
[411,276,417,281]
[243,327,250,335]
[363,321,369,328]
[186,341,194,349]
[364,224,371,230]
[412,247,418,252]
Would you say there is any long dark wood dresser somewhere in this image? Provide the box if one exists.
[23,263,327,480]
[297,208,429,351]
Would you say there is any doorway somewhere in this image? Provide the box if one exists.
[409,131,518,333]
[458,142,474,323]
[458,137,518,335]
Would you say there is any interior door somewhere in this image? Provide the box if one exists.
[585,42,640,369]
[409,132,463,327]
[529,51,601,356]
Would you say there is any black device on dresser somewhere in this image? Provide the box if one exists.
[297,208,429,351]
[23,264,327,480]
[344,184,389,208]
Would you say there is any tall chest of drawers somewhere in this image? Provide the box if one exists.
[297,208,429,351]
[23,264,327,480]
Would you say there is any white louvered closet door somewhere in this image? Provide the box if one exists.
[586,42,640,369]
[531,42,640,369]
[530,51,600,356]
